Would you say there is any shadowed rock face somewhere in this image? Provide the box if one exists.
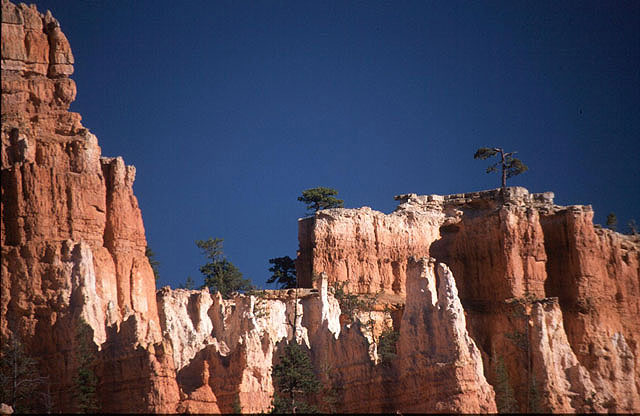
[2,1,638,413]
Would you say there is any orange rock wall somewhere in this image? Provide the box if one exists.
[1,1,177,412]
[298,188,640,413]
[297,205,442,294]
[541,208,640,412]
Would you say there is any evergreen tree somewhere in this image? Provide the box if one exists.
[628,219,638,235]
[196,238,253,298]
[377,327,399,366]
[474,147,528,190]
[528,376,542,413]
[493,354,518,413]
[0,335,47,413]
[271,341,320,413]
[298,187,344,213]
[179,276,196,289]
[73,320,99,413]
[606,212,618,231]
[145,245,160,281]
[267,256,297,289]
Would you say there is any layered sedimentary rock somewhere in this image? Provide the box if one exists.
[1,1,178,412]
[298,187,640,412]
[296,205,441,294]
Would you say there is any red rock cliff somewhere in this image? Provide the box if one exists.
[1,0,178,411]
[298,187,640,412]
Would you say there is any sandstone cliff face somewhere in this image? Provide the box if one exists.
[296,205,442,294]
[540,208,640,412]
[298,187,640,413]
[1,1,177,411]
[155,268,496,413]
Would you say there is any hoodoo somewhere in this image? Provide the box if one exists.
[1,1,638,413]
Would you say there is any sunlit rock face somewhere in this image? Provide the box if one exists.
[392,258,497,413]
[1,0,176,412]
[296,205,442,295]
[298,186,640,413]
[156,266,496,413]
[539,208,640,412]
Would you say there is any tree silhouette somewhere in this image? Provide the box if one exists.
[145,246,160,281]
[196,238,253,298]
[179,276,196,289]
[606,213,617,231]
[474,147,528,190]
[298,187,343,213]
[628,219,638,235]
[267,256,297,289]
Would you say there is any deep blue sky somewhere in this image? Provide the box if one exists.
[32,1,639,290]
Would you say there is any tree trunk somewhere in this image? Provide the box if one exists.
[499,149,507,191]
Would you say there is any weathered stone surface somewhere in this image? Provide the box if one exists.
[1,1,175,412]
[529,298,604,413]
[297,205,442,295]
[155,266,497,413]
[540,208,640,412]
[393,258,497,412]
[298,187,640,413]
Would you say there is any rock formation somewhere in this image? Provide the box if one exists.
[298,187,640,412]
[1,0,178,411]
[2,1,639,413]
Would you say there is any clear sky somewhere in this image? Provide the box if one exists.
[32,0,639,290]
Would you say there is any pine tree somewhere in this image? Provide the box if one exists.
[179,276,196,289]
[606,212,618,231]
[267,256,297,289]
[145,245,160,281]
[494,354,518,413]
[377,326,399,366]
[528,376,542,413]
[474,147,528,190]
[0,335,47,413]
[628,219,638,235]
[298,187,344,213]
[271,341,320,413]
[196,238,253,298]
[73,320,99,413]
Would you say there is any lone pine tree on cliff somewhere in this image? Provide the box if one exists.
[606,212,618,231]
[298,187,344,213]
[145,245,160,281]
[474,147,528,191]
